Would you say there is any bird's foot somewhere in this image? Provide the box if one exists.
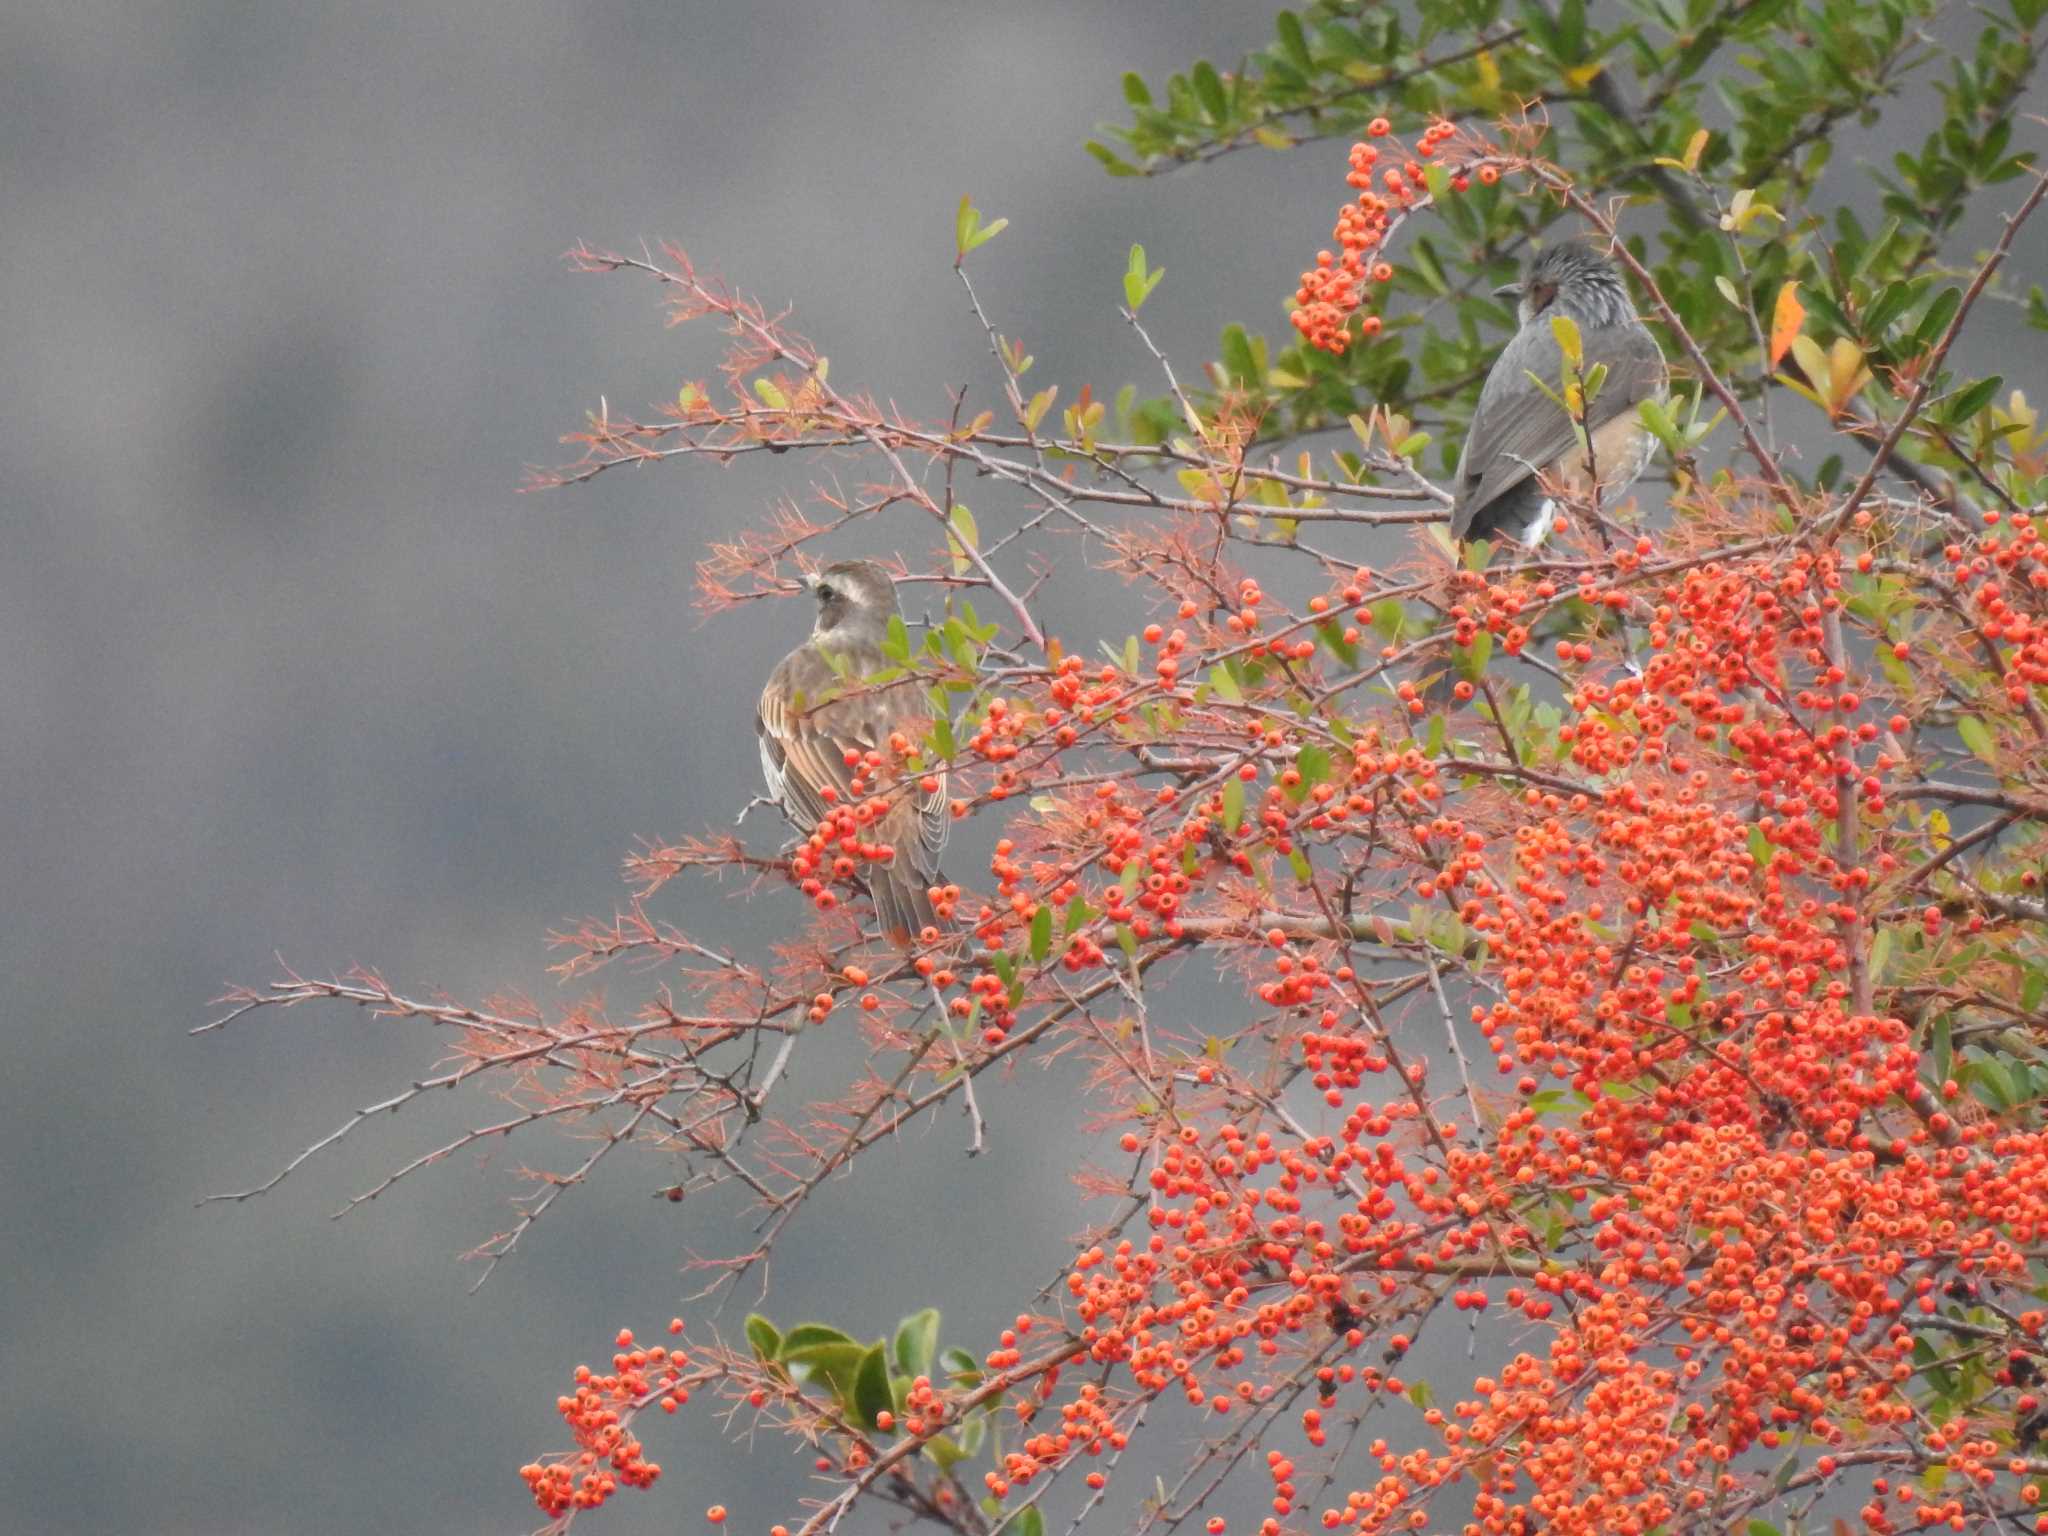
[734,795,779,828]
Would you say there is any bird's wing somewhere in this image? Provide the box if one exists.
[915,769,949,869]
[834,674,948,885]
[1452,322,1666,539]
[757,643,948,878]
[756,645,860,835]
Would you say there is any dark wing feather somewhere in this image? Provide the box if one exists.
[1452,322,1666,540]
[756,644,858,833]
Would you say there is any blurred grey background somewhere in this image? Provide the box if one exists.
[7,3,2041,1535]
[2,3,1337,1533]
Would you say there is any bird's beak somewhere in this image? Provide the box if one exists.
[1491,282,1522,300]
[800,571,820,592]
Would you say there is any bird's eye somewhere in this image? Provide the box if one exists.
[1530,282,1558,312]
[817,584,835,601]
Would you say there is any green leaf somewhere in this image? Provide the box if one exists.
[1125,244,1165,311]
[783,1340,869,1407]
[780,1322,858,1356]
[1317,620,1359,667]
[1209,664,1242,702]
[939,1346,982,1386]
[1915,286,1962,345]
[1966,1054,2017,1112]
[883,613,911,662]
[1191,59,1228,121]
[1940,375,2002,425]
[1030,904,1053,963]
[1222,775,1246,832]
[1017,1508,1046,1536]
[1457,629,1494,683]
[1876,642,1913,690]
[1220,323,1259,386]
[1085,141,1139,177]
[894,1308,940,1379]
[854,1342,895,1429]
[955,195,1008,259]
[745,1315,782,1361]
[1275,10,1312,68]
[1637,396,1683,454]
[1957,715,1998,764]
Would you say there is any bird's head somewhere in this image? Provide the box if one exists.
[806,559,900,645]
[1493,245,1634,331]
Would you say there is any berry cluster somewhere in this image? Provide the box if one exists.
[520,1325,689,1518]
[1291,116,1496,354]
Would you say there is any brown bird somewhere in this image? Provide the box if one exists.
[1451,245,1668,549]
[756,560,948,945]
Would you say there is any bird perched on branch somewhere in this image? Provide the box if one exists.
[756,560,948,946]
[1450,244,1668,549]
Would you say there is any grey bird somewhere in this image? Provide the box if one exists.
[1451,245,1669,549]
[756,560,949,946]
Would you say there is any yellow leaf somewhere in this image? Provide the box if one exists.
[1022,385,1057,433]
[1720,188,1782,234]
[1475,49,1501,97]
[1550,313,1584,371]
[1769,281,1804,369]
[1682,128,1709,172]
[947,504,979,577]
[1826,339,1871,415]
[1563,60,1606,88]
[1788,334,1831,394]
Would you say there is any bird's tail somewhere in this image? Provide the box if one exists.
[872,864,944,951]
